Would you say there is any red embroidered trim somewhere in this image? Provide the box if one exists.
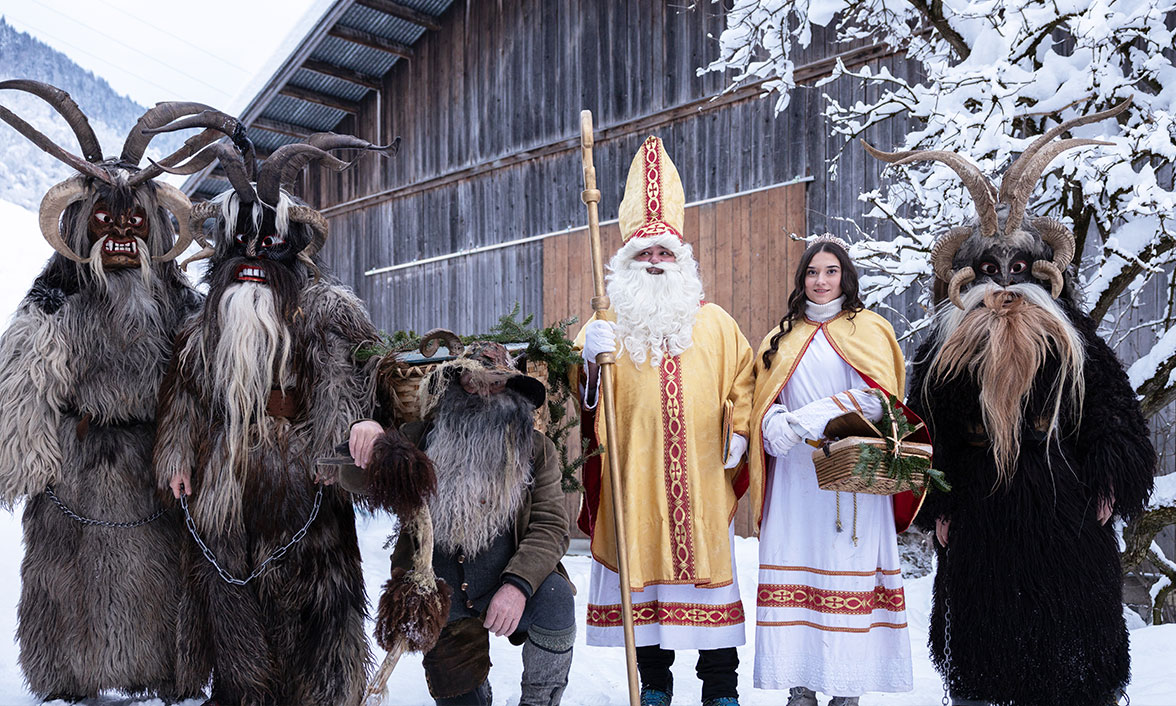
[630,221,682,242]
[643,136,662,224]
[661,356,694,580]
[757,583,906,614]
[587,600,745,628]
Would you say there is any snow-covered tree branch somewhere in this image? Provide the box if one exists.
[702,0,1176,417]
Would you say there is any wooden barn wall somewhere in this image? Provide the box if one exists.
[300,0,923,340]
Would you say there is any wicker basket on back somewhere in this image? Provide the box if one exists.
[812,393,931,496]
[376,328,549,431]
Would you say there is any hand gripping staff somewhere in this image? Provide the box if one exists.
[579,110,640,706]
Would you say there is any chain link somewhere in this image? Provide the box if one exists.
[941,542,953,706]
[179,485,323,587]
[45,484,168,529]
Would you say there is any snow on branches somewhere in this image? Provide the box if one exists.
[703,0,1176,414]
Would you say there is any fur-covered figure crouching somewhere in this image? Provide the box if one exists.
[152,133,395,706]
[0,81,244,702]
[343,340,577,706]
[866,100,1156,706]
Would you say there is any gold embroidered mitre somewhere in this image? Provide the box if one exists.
[617,136,685,243]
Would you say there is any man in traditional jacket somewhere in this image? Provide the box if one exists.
[574,136,755,706]
[346,341,576,706]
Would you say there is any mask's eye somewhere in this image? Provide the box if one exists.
[1010,260,1028,274]
[980,262,999,276]
[129,215,145,227]
[260,234,284,248]
[235,233,246,244]
[93,210,112,224]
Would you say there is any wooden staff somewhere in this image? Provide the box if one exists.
[579,109,640,706]
[363,640,406,706]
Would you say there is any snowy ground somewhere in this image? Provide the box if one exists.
[0,508,1173,706]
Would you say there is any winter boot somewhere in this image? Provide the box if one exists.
[829,698,860,706]
[702,698,740,706]
[435,679,493,706]
[518,624,575,706]
[640,684,673,706]
[787,687,818,706]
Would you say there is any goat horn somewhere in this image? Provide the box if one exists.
[151,182,195,263]
[38,177,92,263]
[179,201,222,271]
[1001,139,1111,235]
[929,227,974,283]
[1030,217,1075,298]
[146,143,256,203]
[862,140,999,237]
[1031,261,1065,299]
[131,109,254,185]
[0,104,112,183]
[0,80,103,162]
[947,267,976,310]
[419,329,464,358]
[255,144,351,207]
[120,101,219,166]
[999,97,1132,207]
[307,132,400,155]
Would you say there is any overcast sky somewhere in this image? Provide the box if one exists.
[1,0,330,112]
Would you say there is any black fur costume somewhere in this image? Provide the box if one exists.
[908,299,1155,706]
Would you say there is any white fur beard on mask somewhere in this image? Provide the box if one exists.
[213,283,291,471]
[87,235,153,288]
[606,255,703,367]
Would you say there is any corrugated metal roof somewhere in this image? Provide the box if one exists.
[184,0,453,199]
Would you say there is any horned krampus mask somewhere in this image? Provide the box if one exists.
[0,80,249,277]
[863,99,1131,309]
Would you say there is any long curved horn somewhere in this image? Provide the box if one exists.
[306,132,400,155]
[1001,139,1111,234]
[38,177,92,263]
[289,205,328,257]
[120,101,218,166]
[999,97,1132,208]
[151,182,195,263]
[0,104,112,183]
[132,108,254,180]
[146,142,257,203]
[947,267,976,310]
[930,226,975,282]
[0,79,103,162]
[862,139,999,237]
[255,144,351,206]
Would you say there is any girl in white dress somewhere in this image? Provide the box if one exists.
[747,238,919,706]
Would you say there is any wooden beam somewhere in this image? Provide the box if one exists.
[279,85,361,114]
[302,58,383,91]
[354,0,442,31]
[328,24,413,58]
[250,117,314,139]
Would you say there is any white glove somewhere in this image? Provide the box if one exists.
[581,320,617,364]
[792,388,884,436]
[762,404,806,457]
[724,433,748,469]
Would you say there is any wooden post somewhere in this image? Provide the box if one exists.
[579,109,641,706]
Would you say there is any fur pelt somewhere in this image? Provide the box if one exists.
[908,298,1155,706]
[154,276,378,706]
[360,427,436,518]
[375,566,453,653]
[0,252,204,699]
[426,383,535,556]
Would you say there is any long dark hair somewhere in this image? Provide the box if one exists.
[762,241,864,369]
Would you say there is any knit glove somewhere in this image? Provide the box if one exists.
[762,404,806,457]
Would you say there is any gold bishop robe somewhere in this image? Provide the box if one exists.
[574,303,755,590]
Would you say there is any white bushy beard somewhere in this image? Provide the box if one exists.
[213,283,291,471]
[606,251,704,368]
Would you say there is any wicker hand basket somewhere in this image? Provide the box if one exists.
[811,399,932,496]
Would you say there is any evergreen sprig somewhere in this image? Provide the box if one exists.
[851,392,950,494]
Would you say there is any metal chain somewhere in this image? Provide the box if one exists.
[941,543,953,706]
[179,485,323,587]
[45,484,168,529]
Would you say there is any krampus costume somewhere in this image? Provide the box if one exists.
[344,340,576,706]
[152,134,394,706]
[864,100,1156,706]
[0,81,244,701]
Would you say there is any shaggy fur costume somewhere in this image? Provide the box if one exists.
[0,206,203,700]
[154,272,378,706]
[909,292,1155,706]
